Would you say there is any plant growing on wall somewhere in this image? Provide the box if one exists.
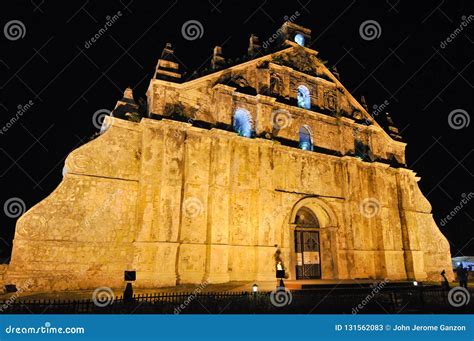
[126,112,142,123]
[164,102,198,120]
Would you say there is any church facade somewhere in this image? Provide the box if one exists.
[5,22,453,291]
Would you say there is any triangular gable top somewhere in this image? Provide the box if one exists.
[150,44,402,144]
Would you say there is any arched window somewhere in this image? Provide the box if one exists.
[294,33,305,47]
[297,85,311,109]
[299,125,313,151]
[294,207,319,227]
[233,108,253,138]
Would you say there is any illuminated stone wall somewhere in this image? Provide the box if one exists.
[147,46,407,165]
[7,119,140,291]
[5,44,453,291]
[6,116,453,290]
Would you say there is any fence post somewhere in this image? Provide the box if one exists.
[418,286,425,310]
[390,290,397,313]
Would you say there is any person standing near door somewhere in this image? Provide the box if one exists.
[457,264,468,289]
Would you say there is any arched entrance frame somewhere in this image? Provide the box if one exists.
[287,197,339,280]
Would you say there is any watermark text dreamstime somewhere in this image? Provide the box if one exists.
[0,279,33,312]
[440,15,474,49]
[439,192,474,227]
[261,12,300,49]
[364,99,389,125]
[352,279,389,314]
[5,322,85,335]
[84,11,123,49]
[174,281,208,314]
[0,100,34,135]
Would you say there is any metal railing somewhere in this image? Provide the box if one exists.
[0,286,472,314]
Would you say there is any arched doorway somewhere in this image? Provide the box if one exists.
[288,197,339,280]
[294,207,321,279]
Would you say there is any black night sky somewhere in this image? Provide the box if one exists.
[0,0,472,262]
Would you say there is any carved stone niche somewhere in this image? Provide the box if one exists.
[212,84,236,126]
[271,49,319,76]
[226,75,257,96]
[256,60,269,69]
[231,75,250,88]
[269,72,284,96]
[351,110,364,120]
[323,88,337,111]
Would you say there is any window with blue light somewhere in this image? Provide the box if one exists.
[233,108,253,138]
[294,33,305,46]
[299,126,313,151]
[297,85,311,109]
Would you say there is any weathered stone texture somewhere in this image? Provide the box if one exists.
[5,32,453,291]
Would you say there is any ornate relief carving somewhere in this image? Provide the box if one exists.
[231,75,250,88]
[323,88,337,111]
[269,72,283,96]
[272,48,320,75]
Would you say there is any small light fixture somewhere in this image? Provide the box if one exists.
[252,283,258,293]
[124,270,136,282]
[413,281,418,286]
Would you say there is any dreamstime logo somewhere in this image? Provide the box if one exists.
[92,109,111,130]
[174,281,209,314]
[439,192,474,227]
[3,197,26,218]
[270,286,292,307]
[352,279,389,314]
[0,100,34,135]
[92,287,115,307]
[448,109,470,130]
[84,11,123,49]
[271,109,292,130]
[359,20,382,41]
[101,115,116,134]
[0,279,33,313]
[365,100,390,124]
[182,197,203,218]
[447,286,470,307]
[68,154,89,173]
[181,20,204,41]
[3,20,26,41]
[440,15,474,49]
[261,11,300,48]
[359,198,381,218]
[4,321,85,335]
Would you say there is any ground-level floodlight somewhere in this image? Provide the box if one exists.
[413,281,418,286]
[124,270,136,282]
[123,270,136,304]
[252,283,259,293]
